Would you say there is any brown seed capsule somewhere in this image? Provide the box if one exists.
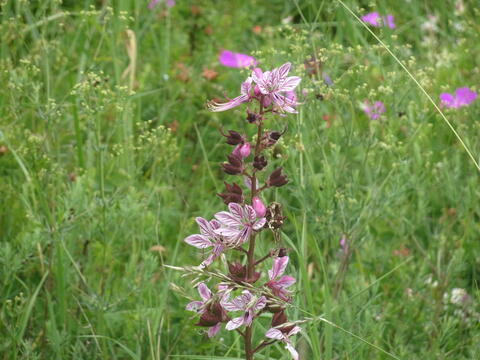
[228,262,261,284]
[0,145,8,156]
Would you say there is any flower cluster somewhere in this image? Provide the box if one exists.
[208,62,301,114]
[183,62,302,360]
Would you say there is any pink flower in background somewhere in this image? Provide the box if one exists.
[214,203,266,247]
[208,77,253,112]
[265,256,296,301]
[252,62,301,113]
[184,217,226,267]
[384,15,395,29]
[185,283,227,337]
[362,100,385,119]
[222,290,266,330]
[361,12,382,27]
[148,0,175,9]
[361,12,395,28]
[219,50,257,68]
[440,87,477,108]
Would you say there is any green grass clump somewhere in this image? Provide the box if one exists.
[1,0,479,359]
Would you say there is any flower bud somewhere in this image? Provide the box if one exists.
[222,154,243,175]
[246,110,260,124]
[271,310,288,327]
[222,129,244,145]
[232,142,251,159]
[218,182,243,205]
[252,196,266,217]
[267,167,288,187]
[253,155,267,170]
[228,262,261,284]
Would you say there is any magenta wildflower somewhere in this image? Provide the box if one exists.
[219,50,257,68]
[184,217,226,267]
[186,283,228,337]
[214,203,266,247]
[208,77,253,112]
[232,142,251,159]
[265,323,301,360]
[265,256,296,301]
[362,100,385,120]
[222,290,267,330]
[148,0,174,9]
[252,196,266,217]
[361,12,395,28]
[340,234,348,252]
[252,62,301,113]
[439,87,477,108]
[361,12,382,26]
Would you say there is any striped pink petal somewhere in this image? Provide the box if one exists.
[184,234,212,249]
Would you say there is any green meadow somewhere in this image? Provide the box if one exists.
[1,0,479,359]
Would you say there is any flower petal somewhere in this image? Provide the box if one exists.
[228,203,245,220]
[195,217,214,237]
[253,218,266,231]
[184,234,212,249]
[207,323,221,337]
[254,296,267,311]
[208,94,250,112]
[226,316,244,330]
[285,342,299,360]
[198,283,212,301]
[185,301,203,312]
[279,76,301,92]
[269,256,289,280]
[277,275,296,288]
[265,328,284,340]
[288,326,302,337]
[277,62,291,79]
[215,211,242,227]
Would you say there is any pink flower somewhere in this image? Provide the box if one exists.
[361,12,395,28]
[222,290,266,330]
[148,0,174,9]
[252,62,301,113]
[232,142,251,159]
[185,283,227,337]
[214,203,266,247]
[265,256,296,301]
[362,100,385,119]
[439,87,477,108]
[184,217,226,267]
[219,50,257,68]
[252,196,266,217]
[361,12,381,27]
[207,77,253,112]
[340,234,349,253]
[265,324,301,360]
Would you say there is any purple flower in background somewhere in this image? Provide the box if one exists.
[184,217,226,267]
[265,324,301,360]
[208,77,253,112]
[252,196,266,217]
[219,50,257,68]
[361,12,395,28]
[439,87,477,108]
[148,0,175,9]
[185,283,227,337]
[362,100,385,119]
[323,72,333,87]
[252,62,302,113]
[214,203,266,247]
[361,12,382,27]
[384,15,395,29]
[222,290,266,330]
[265,256,296,301]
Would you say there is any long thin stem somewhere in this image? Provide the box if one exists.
[244,99,265,360]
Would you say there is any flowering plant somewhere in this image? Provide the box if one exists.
[180,62,302,359]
